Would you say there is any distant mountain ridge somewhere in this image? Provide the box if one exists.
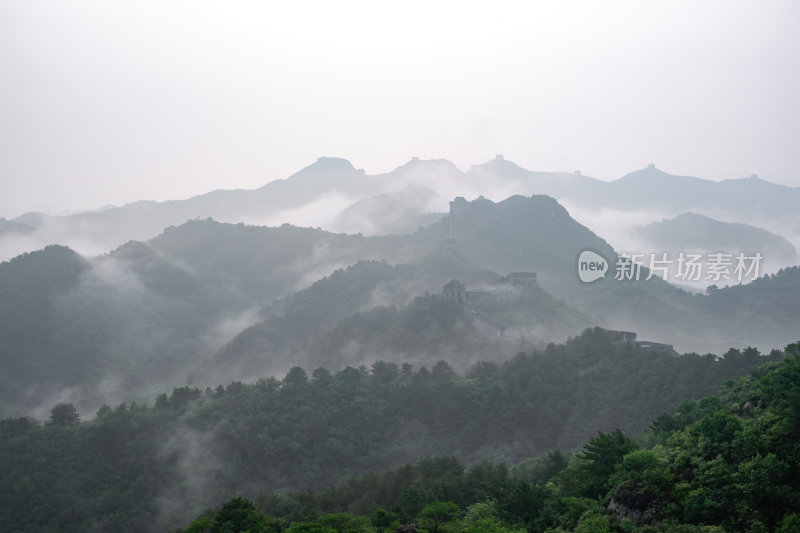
[634,212,797,267]
[2,156,798,263]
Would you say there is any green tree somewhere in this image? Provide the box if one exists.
[499,482,550,531]
[154,393,169,410]
[48,402,80,426]
[576,429,636,498]
[511,449,567,484]
[396,486,427,522]
[574,510,611,533]
[417,501,459,533]
[610,448,673,492]
[463,500,498,527]
[284,367,309,387]
[185,516,213,532]
[371,508,398,533]
[778,513,800,533]
[213,496,265,533]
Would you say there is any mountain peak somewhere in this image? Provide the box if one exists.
[301,157,357,173]
[617,164,671,180]
[613,166,712,190]
[472,154,524,171]
[671,212,712,222]
[395,157,461,172]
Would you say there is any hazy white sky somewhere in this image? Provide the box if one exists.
[1,0,799,218]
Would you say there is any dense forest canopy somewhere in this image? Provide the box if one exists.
[0,329,786,532]
[177,341,800,532]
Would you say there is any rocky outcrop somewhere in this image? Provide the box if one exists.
[607,486,659,524]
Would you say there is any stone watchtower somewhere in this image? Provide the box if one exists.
[448,197,470,238]
[443,279,466,303]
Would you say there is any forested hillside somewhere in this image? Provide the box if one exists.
[173,341,800,533]
[0,329,780,532]
[210,259,591,382]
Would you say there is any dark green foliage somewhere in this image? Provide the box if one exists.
[499,482,552,531]
[417,501,459,533]
[172,342,800,533]
[0,417,39,437]
[0,334,788,532]
[511,449,568,484]
[574,429,636,498]
[48,403,80,426]
[0,246,93,409]
[370,509,397,533]
[213,497,264,533]
[613,348,800,531]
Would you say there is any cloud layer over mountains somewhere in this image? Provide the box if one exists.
[2,156,799,270]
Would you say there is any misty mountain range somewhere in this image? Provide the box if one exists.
[1,188,799,419]
[2,156,799,267]
[2,155,800,533]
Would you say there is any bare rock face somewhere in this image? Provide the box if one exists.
[607,486,659,524]
[395,524,419,533]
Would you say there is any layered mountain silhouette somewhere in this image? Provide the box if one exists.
[2,192,798,418]
[2,157,798,270]
[634,212,797,266]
